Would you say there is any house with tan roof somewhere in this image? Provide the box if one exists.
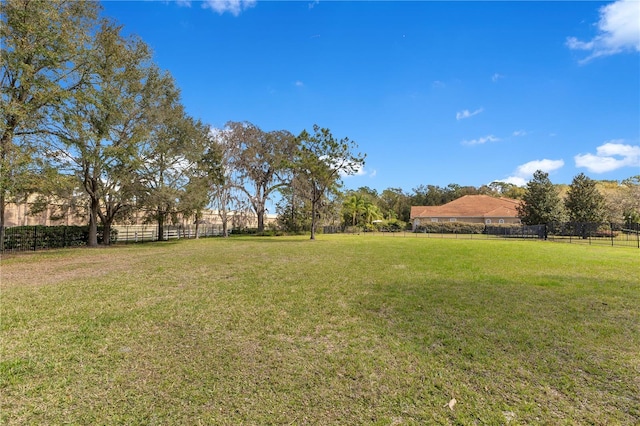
[410,195,522,230]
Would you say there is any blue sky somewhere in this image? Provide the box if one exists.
[101,0,640,193]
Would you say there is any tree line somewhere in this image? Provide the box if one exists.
[3,1,638,248]
[320,173,639,233]
[1,0,364,247]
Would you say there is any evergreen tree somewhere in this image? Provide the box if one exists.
[565,173,606,223]
[517,170,565,225]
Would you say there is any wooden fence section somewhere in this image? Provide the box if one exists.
[113,225,224,242]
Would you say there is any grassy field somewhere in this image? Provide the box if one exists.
[1,235,639,424]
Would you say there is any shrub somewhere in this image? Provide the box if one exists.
[415,222,485,234]
[375,219,407,232]
[2,225,118,251]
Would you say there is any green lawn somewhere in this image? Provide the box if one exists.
[1,236,639,424]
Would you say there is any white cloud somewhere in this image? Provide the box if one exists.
[294,80,304,87]
[502,159,565,186]
[432,80,445,89]
[516,159,565,176]
[461,134,499,146]
[566,0,640,63]
[201,0,257,16]
[456,108,484,121]
[308,0,320,9]
[502,176,527,187]
[491,73,504,82]
[575,141,640,173]
[512,130,527,137]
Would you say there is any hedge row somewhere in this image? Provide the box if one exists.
[414,222,486,234]
[2,225,118,251]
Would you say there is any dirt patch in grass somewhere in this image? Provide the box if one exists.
[0,247,140,288]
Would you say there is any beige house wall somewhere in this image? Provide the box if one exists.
[413,216,521,227]
[3,200,276,229]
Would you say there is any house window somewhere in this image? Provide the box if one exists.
[498,219,505,224]
[450,218,457,222]
[431,218,438,222]
[485,219,492,224]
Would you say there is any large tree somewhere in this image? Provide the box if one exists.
[181,138,224,238]
[565,172,606,224]
[1,0,99,248]
[135,72,213,241]
[227,121,295,232]
[517,170,566,225]
[208,127,248,237]
[47,21,158,246]
[293,125,365,240]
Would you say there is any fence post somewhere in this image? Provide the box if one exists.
[610,222,614,247]
[32,226,37,251]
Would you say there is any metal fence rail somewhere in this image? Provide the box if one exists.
[347,222,640,248]
[546,222,640,248]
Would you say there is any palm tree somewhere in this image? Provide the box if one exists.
[343,194,366,226]
[362,200,383,225]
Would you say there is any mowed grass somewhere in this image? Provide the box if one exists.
[1,236,638,425]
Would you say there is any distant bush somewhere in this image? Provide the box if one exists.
[375,219,408,232]
[415,222,485,234]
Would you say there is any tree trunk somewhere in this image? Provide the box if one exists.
[290,192,296,232]
[88,197,99,247]
[0,192,5,252]
[310,199,317,240]
[222,217,228,237]
[1,126,13,252]
[102,219,112,245]
[158,211,165,241]
[257,209,265,232]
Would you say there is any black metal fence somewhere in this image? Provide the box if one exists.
[1,225,109,252]
[545,222,640,248]
[361,222,639,248]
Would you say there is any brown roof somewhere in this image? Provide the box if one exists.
[410,195,521,219]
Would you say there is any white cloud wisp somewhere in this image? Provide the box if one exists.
[461,134,499,146]
[456,108,483,121]
[201,0,257,16]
